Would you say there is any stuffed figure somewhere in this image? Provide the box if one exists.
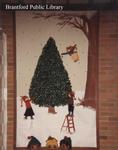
[46,136,58,150]
[20,96,35,119]
[27,136,41,150]
[61,44,77,56]
[61,44,79,62]
[68,91,76,116]
[60,136,72,150]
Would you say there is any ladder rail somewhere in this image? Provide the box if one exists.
[61,114,75,134]
[61,116,68,132]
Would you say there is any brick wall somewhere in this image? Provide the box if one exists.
[1,11,16,150]
[99,11,118,150]
[0,28,3,150]
[0,11,118,150]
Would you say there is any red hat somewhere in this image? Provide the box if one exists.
[21,96,28,101]
[27,136,41,149]
[68,91,75,97]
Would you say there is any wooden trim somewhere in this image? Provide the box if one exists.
[14,11,17,150]
[16,147,98,150]
[96,12,100,150]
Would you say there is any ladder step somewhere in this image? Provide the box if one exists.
[61,115,75,134]
[68,124,74,126]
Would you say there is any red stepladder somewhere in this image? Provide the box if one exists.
[61,114,75,134]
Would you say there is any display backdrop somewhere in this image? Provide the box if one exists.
[16,11,98,148]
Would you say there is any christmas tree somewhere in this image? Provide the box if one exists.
[29,37,72,108]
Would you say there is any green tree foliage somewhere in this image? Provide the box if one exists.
[29,37,72,107]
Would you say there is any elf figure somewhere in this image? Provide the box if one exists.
[61,44,79,62]
[20,96,35,119]
[46,136,58,150]
[61,44,77,56]
[60,136,72,150]
[68,91,76,116]
[27,136,41,150]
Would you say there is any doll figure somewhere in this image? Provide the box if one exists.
[68,91,76,116]
[46,136,58,150]
[20,96,35,119]
[27,136,41,150]
[60,136,72,150]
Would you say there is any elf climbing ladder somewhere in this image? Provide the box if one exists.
[61,114,75,134]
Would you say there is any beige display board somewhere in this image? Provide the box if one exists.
[15,11,98,149]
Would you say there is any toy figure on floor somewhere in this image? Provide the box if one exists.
[60,136,72,150]
[20,96,35,119]
[68,91,76,116]
[27,136,41,150]
[46,136,58,150]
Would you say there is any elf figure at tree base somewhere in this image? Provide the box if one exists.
[20,96,35,119]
